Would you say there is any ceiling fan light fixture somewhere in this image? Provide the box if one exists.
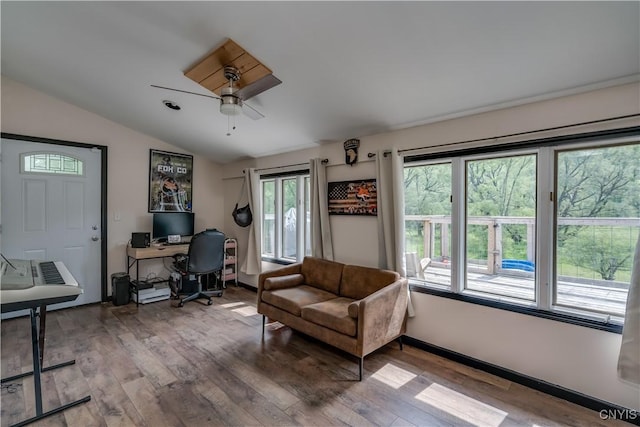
[220,100,242,116]
[220,86,243,116]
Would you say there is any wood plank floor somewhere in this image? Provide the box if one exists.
[1,286,632,427]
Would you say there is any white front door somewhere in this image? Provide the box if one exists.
[1,138,102,318]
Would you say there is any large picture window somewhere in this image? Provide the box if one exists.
[465,153,537,303]
[404,162,452,288]
[261,171,310,263]
[554,144,640,319]
[404,133,639,327]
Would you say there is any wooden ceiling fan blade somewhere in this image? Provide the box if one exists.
[243,102,265,120]
[150,84,221,100]
[236,74,282,101]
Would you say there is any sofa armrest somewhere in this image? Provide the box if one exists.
[257,263,303,298]
[356,278,409,356]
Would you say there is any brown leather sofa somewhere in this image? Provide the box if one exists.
[257,256,409,380]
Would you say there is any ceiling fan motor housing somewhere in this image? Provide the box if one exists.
[223,66,241,82]
[219,66,243,115]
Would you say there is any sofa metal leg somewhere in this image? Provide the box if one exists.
[262,315,266,336]
[359,357,363,381]
[398,336,403,351]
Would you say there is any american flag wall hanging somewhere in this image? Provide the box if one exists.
[328,179,377,216]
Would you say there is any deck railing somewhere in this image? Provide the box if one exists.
[406,215,638,317]
[405,215,639,279]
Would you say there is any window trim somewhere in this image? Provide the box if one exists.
[261,257,296,266]
[405,127,640,332]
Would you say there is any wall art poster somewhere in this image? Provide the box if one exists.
[328,179,377,216]
[149,149,193,212]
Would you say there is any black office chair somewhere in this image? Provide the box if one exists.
[172,229,225,307]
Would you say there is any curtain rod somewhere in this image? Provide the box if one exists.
[367,151,391,158]
[238,114,636,173]
[397,113,639,155]
[249,158,328,173]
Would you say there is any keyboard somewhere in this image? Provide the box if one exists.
[38,261,65,284]
[1,259,81,313]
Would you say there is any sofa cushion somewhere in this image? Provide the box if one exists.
[301,257,345,295]
[261,285,337,317]
[264,274,305,291]
[301,297,357,337]
[339,265,400,300]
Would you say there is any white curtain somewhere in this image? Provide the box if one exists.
[240,168,262,275]
[618,233,640,384]
[376,148,415,317]
[310,158,334,260]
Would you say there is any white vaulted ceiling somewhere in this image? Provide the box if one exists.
[2,1,638,163]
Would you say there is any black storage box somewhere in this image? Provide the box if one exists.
[172,273,221,295]
[111,272,131,306]
[131,232,150,248]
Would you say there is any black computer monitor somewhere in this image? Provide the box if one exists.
[152,212,194,241]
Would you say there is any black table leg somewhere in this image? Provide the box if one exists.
[2,306,91,427]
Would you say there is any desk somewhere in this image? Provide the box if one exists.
[126,244,189,306]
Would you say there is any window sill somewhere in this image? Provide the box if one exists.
[409,283,623,334]
[261,257,296,266]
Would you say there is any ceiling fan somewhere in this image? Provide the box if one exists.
[151,38,282,134]
[151,66,279,121]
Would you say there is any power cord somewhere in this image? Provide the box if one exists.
[144,272,158,282]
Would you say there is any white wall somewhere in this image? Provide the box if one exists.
[1,76,226,286]
[220,82,640,410]
[409,293,639,410]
